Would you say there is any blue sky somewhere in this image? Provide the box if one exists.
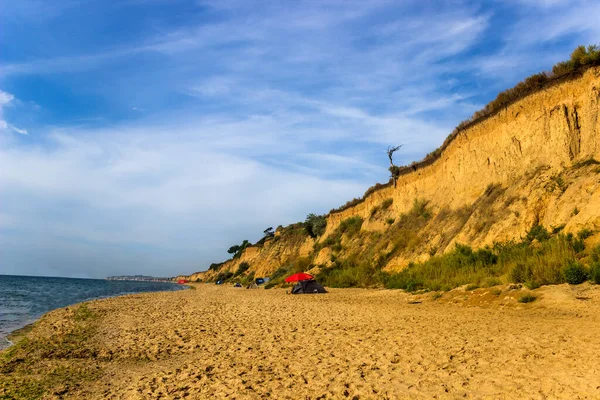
[1,0,599,278]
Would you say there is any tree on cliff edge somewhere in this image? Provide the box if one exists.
[228,240,250,258]
[387,145,403,187]
[305,213,327,238]
[263,227,275,238]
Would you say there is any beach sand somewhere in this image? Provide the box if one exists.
[2,283,600,399]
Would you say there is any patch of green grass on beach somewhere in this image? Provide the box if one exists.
[0,304,101,399]
[518,293,537,303]
[74,304,96,322]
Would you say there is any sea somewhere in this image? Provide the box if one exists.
[0,274,185,349]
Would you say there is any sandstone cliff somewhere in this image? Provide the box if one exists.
[177,66,600,283]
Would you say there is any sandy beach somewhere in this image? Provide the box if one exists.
[2,284,600,399]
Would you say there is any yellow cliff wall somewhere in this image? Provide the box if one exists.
[179,67,600,281]
[326,67,600,231]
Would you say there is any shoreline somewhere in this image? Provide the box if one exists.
[0,281,186,352]
[2,283,600,398]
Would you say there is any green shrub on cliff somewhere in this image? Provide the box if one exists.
[305,213,327,238]
[382,243,501,291]
[379,226,592,291]
[315,216,363,253]
[589,263,600,284]
[215,271,234,283]
[234,262,250,277]
[317,257,379,288]
[523,225,550,243]
[563,261,588,284]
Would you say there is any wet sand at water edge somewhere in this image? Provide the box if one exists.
[1,283,600,399]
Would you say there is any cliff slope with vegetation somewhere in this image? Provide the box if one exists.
[177,47,600,291]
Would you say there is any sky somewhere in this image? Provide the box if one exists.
[0,0,599,279]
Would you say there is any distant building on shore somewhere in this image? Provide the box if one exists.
[106,275,173,282]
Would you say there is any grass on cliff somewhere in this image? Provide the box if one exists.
[316,200,432,288]
[382,226,595,291]
[0,304,101,399]
[314,217,598,291]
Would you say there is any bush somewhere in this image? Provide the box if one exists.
[563,261,588,284]
[382,198,393,210]
[215,271,234,283]
[208,262,223,271]
[234,262,250,276]
[518,293,537,303]
[589,263,600,284]
[524,280,541,290]
[509,263,530,283]
[382,272,424,291]
[338,216,363,236]
[317,257,379,288]
[566,233,585,253]
[483,277,501,287]
[524,225,550,243]
[305,213,327,238]
[411,199,431,219]
[577,228,594,240]
[591,244,600,262]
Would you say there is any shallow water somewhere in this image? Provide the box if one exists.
[0,274,183,349]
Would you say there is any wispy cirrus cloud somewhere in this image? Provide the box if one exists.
[0,90,27,135]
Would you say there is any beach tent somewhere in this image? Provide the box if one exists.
[291,279,327,294]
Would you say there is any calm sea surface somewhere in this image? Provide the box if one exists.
[0,275,184,349]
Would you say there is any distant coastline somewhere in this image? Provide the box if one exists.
[105,275,174,282]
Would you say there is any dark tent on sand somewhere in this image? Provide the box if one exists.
[291,279,327,294]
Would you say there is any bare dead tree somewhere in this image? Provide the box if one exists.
[387,145,402,167]
[387,145,403,187]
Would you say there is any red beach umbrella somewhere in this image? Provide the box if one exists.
[284,272,314,283]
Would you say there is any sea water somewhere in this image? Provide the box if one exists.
[0,274,184,349]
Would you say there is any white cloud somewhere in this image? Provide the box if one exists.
[0,90,28,135]
[9,125,28,135]
[0,90,14,105]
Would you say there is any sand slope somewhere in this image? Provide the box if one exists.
[2,284,600,399]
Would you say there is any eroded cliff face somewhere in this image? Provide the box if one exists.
[177,67,600,282]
